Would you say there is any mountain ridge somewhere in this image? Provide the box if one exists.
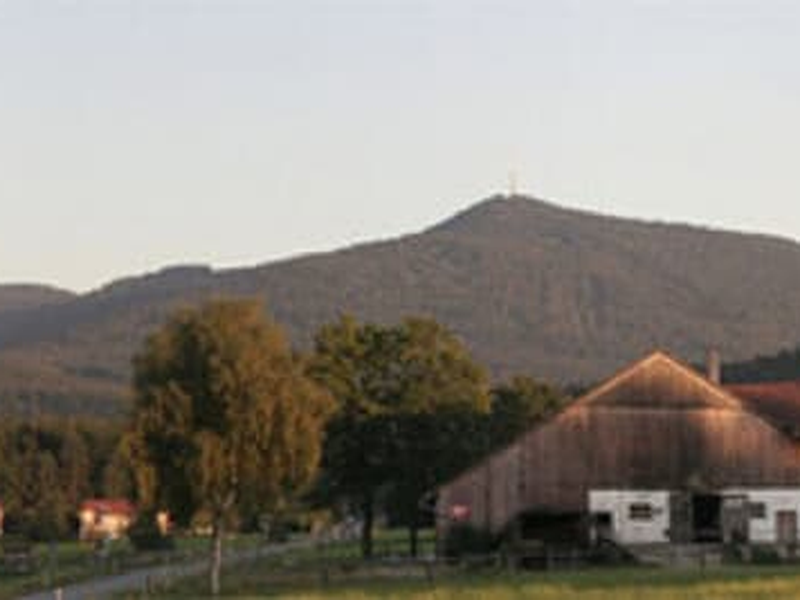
[3,194,800,416]
[0,284,76,314]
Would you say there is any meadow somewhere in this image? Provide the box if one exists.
[131,567,800,599]
[0,535,262,600]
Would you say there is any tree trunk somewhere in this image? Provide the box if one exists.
[210,520,224,596]
[361,495,374,559]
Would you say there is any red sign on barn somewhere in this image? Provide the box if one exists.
[450,504,471,522]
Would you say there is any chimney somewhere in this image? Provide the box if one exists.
[707,348,722,385]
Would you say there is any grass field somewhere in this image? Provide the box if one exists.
[128,566,800,599]
[124,530,800,600]
[0,534,261,600]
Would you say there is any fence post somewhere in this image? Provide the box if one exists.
[424,562,434,585]
[320,563,331,589]
[46,542,57,588]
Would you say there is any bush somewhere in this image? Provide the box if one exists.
[128,511,174,552]
[749,545,783,565]
[443,524,497,559]
[5,510,71,543]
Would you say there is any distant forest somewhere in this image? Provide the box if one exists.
[723,346,800,384]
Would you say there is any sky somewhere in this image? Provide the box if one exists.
[1,0,799,292]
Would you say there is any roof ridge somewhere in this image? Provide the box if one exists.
[566,349,743,413]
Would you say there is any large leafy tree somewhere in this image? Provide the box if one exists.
[126,299,332,595]
[59,421,92,511]
[0,423,71,540]
[0,418,122,541]
[309,316,397,558]
[488,376,565,451]
[311,316,490,557]
[382,318,491,556]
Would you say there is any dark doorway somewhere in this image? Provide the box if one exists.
[721,495,749,544]
[777,510,798,545]
[518,511,588,545]
[693,494,723,542]
[591,512,613,543]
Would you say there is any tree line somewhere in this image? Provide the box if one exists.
[722,345,800,383]
[0,298,563,594]
[126,299,565,593]
[308,314,563,558]
[0,417,131,541]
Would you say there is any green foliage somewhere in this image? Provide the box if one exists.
[0,417,124,541]
[127,298,333,522]
[748,546,783,565]
[125,298,334,592]
[311,315,490,557]
[442,524,498,559]
[724,346,800,383]
[126,565,800,600]
[128,510,174,552]
[102,445,135,499]
[488,376,565,451]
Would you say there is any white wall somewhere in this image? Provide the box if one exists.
[589,490,670,545]
[725,488,800,544]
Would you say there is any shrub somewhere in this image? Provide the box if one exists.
[443,524,497,559]
[749,545,783,565]
[128,511,174,552]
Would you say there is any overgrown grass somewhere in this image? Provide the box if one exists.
[115,530,800,600]
[123,566,800,599]
[0,534,262,600]
[300,529,436,562]
[0,540,99,600]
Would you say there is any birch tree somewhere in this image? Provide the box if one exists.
[126,299,332,595]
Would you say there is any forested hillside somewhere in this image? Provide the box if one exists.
[0,285,74,314]
[3,196,800,415]
[724,346,800,383]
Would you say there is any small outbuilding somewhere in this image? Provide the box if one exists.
[78,499,136,541]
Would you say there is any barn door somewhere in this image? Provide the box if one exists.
[777,511,798,545]
[669,492,692,543]
[722,496,749,544]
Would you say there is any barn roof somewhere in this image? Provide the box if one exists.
[566,351,800,436]
[571,350,743,412]
[726,382,800,438]
[571,351,800,436]
[438,350,800,495]
[438,350,753,493]
[80,499,135,516]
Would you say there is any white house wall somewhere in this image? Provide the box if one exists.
[725,488,800,544]
[589,490,670,545]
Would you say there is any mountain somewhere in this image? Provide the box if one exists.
[3,195,800,416]
[0,285,75,314]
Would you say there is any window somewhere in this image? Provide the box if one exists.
[748,502,767,520]
[629,503,655,521]
[593,512,613,527]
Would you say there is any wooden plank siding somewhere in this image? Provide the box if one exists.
[438,352,800,536]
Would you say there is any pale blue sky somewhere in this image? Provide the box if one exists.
[2,0,799,292]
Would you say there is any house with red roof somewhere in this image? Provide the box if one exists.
[78,499,136,541]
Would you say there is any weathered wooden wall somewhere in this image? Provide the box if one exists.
[438,354,800,535]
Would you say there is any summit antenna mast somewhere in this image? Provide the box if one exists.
[508,171,518,197]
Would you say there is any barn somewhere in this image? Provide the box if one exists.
[437,351,800,550]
